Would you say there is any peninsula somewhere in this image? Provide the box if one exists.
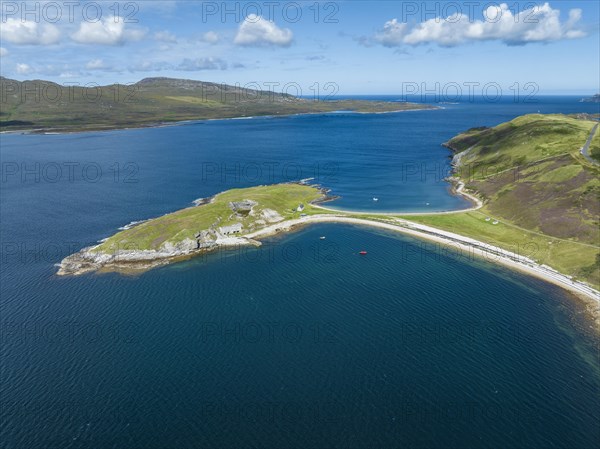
[58,113,600,314]
[0,77,433,132]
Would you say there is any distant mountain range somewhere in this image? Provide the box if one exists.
[0,77,432,132]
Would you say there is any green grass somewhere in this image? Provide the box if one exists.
[537,164,583,182]
[164,96,222,106]
[447,114,596,180]
[398,211,599,288]
[0,77,433,132]
[590,127,600,162]
[95,184,326,253]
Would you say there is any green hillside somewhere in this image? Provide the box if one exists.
[0,77,432,132]
[407,114,600,288]
[590,127,600,161]
[444,114,597,175]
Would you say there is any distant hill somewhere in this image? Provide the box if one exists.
[0,76,432,132]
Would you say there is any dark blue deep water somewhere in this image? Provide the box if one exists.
[1,96,599,448]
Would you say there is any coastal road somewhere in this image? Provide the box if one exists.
[580,123,599,165]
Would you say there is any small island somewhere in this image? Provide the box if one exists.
[58,183,334,275]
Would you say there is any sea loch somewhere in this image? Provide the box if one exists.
[1,96,599,448]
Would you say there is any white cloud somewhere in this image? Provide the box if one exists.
[1,19,60,45]
[126,57,229,73]
[374,19,408,47]
[234,14,293,47]
[58,72,78,78]
[32,63,73,77]
[374,3,585,47]
[128,60,172,72]
[86,59,113,70]
[0,47,8,57]
[155,30,177,43]
[16,63,33,74]
[71,16,146,45]
[202,31,220,44]
[177,57,228,71]
[86,59,104,69]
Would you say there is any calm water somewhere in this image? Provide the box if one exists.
[1,96,599,448]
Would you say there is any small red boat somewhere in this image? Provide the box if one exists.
[359,251,367,255]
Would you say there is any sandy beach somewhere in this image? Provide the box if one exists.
[311,180,484,216]
[245,214,600,304]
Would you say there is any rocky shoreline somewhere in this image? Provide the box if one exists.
[57,183,335,276]
[57,235,262,276]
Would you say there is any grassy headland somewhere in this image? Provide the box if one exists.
[0,77,433,132]
[57,182,339,275]
[402,114,600,288]
[95,183,327,254]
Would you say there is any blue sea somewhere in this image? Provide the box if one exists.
[1,96,599,448]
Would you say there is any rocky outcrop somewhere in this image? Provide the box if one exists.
[57,233,259,276]
[57,243,202,276]
[196,230,217,249]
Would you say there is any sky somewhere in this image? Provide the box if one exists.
[0,1,598,95]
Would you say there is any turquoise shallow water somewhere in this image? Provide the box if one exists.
[1,96,599,448]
